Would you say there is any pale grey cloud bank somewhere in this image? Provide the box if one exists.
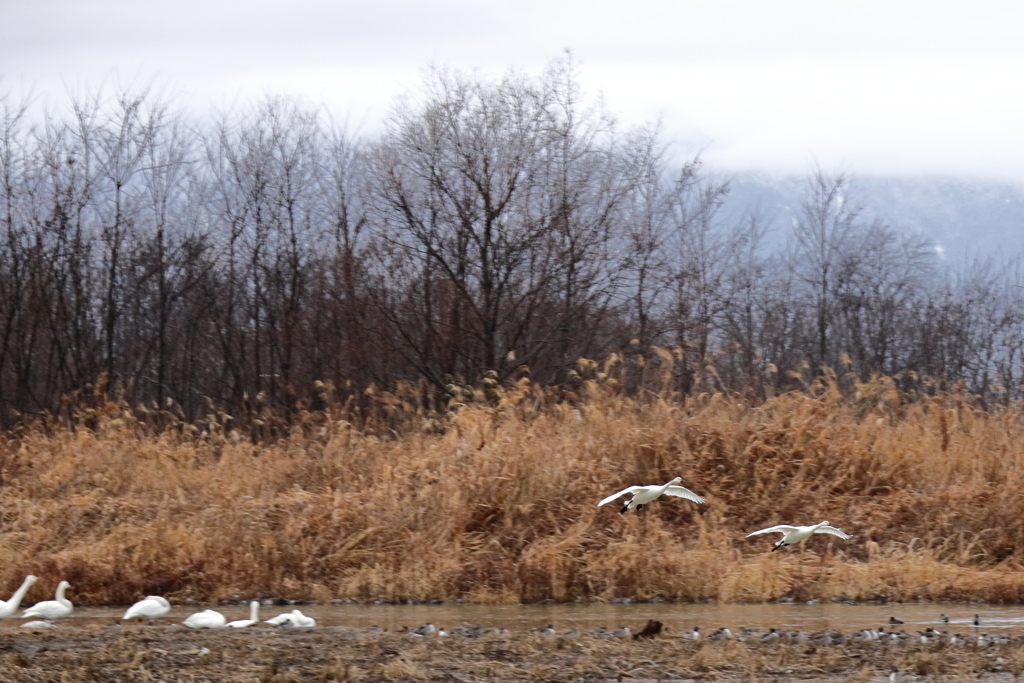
[3,0,1023,181]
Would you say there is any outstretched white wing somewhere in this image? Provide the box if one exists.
[598,486,643,507]
[746,525,798,538]
[663,485,705,505]
[814,526,852,540]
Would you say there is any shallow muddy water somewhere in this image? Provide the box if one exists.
[3,603,1024,681]
[6,601,1024,635]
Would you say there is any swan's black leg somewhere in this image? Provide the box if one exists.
[771,543,781,552]
[619,503,630,514]
[636,504,644,511]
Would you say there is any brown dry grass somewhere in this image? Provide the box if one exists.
[3,370,1024,606]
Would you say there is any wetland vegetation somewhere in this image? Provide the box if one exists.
[2,374,1023,607]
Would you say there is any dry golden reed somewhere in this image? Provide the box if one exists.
[2,371,1024,606]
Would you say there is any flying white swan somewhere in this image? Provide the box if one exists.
[265,609,315,628]
[0,575,37,619]
[182,609,226,629]
[123,596,171,622]
[746,521,852,551]
[22,580,73,621]
[598,477,705,514]
[226,601,260,628]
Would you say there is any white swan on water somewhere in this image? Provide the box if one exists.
[598,477,705,514]
[21,620,55,629]
[226,601,260,628]
[0,575,37,619]
[284,610,316,628]
[182,609,226,629]
[265,609,315,628]
[746,521,852,551]
[22,580,73,621]
[123,596,171,622]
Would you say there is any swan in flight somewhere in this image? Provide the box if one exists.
[598,477,705,513]
[265,609,315,628]
[746,521,852,551]
[22,580,73,621]
[123,596,171,622]
[226,601,260,628]
[0,575,37,619]
[182,609,226,629]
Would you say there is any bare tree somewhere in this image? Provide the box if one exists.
[664,161,730,391]
[0,70,1023,423]
[74,88,164,380]
[130,110,210,406]
[0,90,40,412]
[310,121,373,387]
[718,207,773,392]
[791,168,859,369]
[618,126,672,347]
[366,59,633,384]
[834,220,935,375]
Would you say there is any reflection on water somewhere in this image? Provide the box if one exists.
[6,602,1024,634]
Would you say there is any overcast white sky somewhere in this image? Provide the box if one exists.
[3,0,1023,182]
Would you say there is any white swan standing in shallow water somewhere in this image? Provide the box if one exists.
[0,575,37,619]
[123,596,171,622]
[226,601,260,628]
[22,580,73,621]
[746,521,852,551]
[598,477,705,514]
[182,609,226,629]
[265,609,315,628]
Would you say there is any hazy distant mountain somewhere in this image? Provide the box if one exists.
[722,172,1024,259]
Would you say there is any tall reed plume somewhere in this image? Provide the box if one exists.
[1,368,1023,605]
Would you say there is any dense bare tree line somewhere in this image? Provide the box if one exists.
[1,59,1023,424]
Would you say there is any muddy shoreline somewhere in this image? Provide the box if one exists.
[2,622,1023,682]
